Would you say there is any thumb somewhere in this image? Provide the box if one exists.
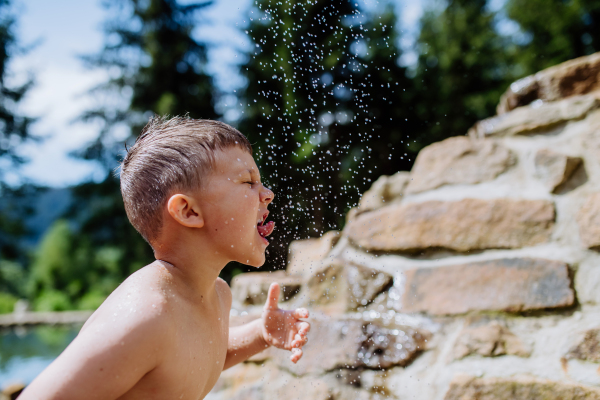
[264,282,280,311]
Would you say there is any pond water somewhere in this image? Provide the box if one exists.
[0,325,79,388]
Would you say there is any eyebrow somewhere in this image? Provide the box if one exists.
[241,168,261,180]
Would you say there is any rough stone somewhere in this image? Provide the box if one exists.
[346,199,555,253]
[245,316,429,376]
[286,231,340,279]
[497,52,600,114]
[306,261,393,312]
[359,171,410,211]
[230,271,302,307]
[469,94,600,137]
[209,362,388,400]
[444,375,600,400]
[534,149,583,193]
[405,137,515,194]
[577,194,600,249]
[400,258,574,315]
[1,383,25,400]
[563,329,600,363]
[453,320,530,360]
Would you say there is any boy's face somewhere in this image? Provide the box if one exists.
[195,146,275,267]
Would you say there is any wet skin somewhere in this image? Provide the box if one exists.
[19,147,310,400]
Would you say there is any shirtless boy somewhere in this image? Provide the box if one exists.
[20,116,311,400]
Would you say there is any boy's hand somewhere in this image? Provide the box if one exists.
[262,282,310,363]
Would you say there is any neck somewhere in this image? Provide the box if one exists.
[153,234,228,296]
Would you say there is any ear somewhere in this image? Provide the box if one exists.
[166,194,204,228]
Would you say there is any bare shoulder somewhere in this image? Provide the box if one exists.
[81,261,175,336]
[215,277,232,308]
[19,262,176,399]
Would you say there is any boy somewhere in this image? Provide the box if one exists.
[20,116,311,400]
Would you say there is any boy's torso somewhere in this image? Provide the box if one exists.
[85,263,232,400]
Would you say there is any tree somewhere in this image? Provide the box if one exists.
[238,0,417,271]
[54,0,219,298]
[0,0,34,174]
[0,0,35,310]
[411,0,517,148]
[28,220,126,311]
[506,0,600,75]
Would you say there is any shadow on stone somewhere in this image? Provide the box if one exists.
[554,162,588,194]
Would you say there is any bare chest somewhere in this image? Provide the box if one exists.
[120,303,230,400]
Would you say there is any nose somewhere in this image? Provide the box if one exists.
[260,185,274,205]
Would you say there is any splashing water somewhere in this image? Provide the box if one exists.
[233,0,412,270]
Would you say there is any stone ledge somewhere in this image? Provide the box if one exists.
[242,315,429,376]
[406,136,515,194]
[345,198,555,253]
[286,231,340,279]
[577,193,600,250]
[400,258,574,315]
[497,52,600,114]
[444,375,600,400]
[306,261,393,312]
[469,94,600,138]
[230,271,302,307]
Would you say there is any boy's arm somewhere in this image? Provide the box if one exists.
[224,283,310,370]
[19,300,169,400]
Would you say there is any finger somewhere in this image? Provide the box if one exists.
[292,333,308,348]
[292,308,309,319]
[295,321,310,336]
[290,347,303,363]
[264,282,280,311]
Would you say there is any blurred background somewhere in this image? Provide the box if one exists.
[1,0,600,387]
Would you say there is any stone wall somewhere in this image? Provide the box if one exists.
[207,53,600,400]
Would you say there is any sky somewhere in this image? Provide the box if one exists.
[7,0,422,188]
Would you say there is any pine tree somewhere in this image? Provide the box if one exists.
[60,0,218,299]
[0,0,34,173]
[0,0,34,300]
[506,0,600,75]
[239,1,417,269]
[412,0,516,147]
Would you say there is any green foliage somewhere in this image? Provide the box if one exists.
[0,291,17,314]
[33,291,72,312]
[78,0,217,168]
[56,0,220,293]
[506,0,600,75]
[0,0,34,173]
[238,0,418,271]
[0,259,26,296]
[27,220,137,310]
[412,0,518,148]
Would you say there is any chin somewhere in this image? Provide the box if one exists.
[239,252,266,268]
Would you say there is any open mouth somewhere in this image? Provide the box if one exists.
[257,212,275,239]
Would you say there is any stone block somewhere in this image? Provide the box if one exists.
[400,258,574,315]
[406,137,515,194]
[231,271,302,307]
[534,149,583,193]
[563,328,600,363]
[578,194,600,249]
[346,198,555,253]
[469,94,600,137]
[444,375,600,400]
[306,261,393,312]
[497,52,600,114]
[359,171,410,211]
[286,231,340,279]
[453,320,530,360]
[1,383,25,400]
[247,316,429,376]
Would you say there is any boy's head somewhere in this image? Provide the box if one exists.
[120,116,253,245]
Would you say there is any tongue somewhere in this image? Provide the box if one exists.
[257,221,275,237]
